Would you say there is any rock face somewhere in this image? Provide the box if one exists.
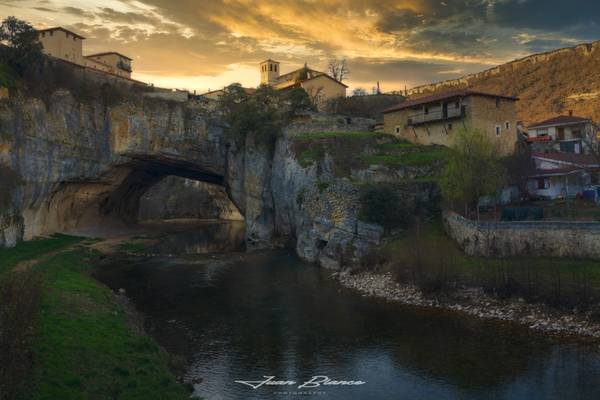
[138,177,243,221]
[0,89,437,269]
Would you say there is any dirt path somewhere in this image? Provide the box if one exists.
[13,246,77,272]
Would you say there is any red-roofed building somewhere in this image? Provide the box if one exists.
[526,114,597,154]
[382,89,519,155]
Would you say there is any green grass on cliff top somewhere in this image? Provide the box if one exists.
[291,130,448,173]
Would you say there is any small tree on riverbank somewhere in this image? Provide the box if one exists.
[439,127,505,218]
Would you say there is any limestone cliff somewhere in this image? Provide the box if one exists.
[0,89,227,244]
[407,41,600,126]
[0,89,438,269]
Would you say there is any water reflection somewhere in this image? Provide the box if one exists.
[146,220,245,255]
[93,222,600,400]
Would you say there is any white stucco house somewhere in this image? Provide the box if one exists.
[526,152,600,199]
[526,114,597,154]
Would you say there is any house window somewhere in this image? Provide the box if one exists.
[495,125,501,136]
[505,121,510,130]
[395,126,401,134]
[274,65,277,72]
[424,107,429,115]
[537,178,548,190]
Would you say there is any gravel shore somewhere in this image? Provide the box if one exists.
[335,271,600,339]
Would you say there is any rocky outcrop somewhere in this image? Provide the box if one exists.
[271,134,380,269]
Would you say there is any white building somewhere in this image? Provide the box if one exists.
[526,152,600,199]
[526,115,597,154]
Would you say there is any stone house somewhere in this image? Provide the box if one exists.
[526,152,600,199]
[37,27,85,65]
[525,114,597,154]
[259,59,347,109]
[84,52,132,79]
[37,27,133,79]
[382,89,519,155]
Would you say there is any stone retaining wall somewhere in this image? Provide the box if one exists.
[443,211,600,259]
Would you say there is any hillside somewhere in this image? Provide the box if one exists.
[406,41,600,126]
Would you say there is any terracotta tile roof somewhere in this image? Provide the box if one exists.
[86,52,132,61]
[532,152,600,167]
[528,166,582,177]
[382,89,518,113]
[38,27,85,40]
[528,115,591,129]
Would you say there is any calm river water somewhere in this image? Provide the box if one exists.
[93,221,600,400]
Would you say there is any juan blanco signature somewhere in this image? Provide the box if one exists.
[235,376,365,390]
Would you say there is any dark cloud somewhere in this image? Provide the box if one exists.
[4,0,599,91]
[349,58,491,87]
[404,29,491,57]
[491,0,600,34]
[521,38,577,54]
[32,7,55,12]
[62,6,95,19]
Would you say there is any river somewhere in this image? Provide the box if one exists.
[93,221,600,400]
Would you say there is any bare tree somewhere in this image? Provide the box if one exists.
[581,122,600,158]
[328,58,349,82]
[352,87,367,96]
[305,86,325,107]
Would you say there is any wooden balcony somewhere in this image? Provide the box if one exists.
[407,105,465,126]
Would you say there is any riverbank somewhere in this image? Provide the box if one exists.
[0,236,191,400]
[336,271,600,339]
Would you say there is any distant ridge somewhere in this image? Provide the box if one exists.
[405,40,600,126]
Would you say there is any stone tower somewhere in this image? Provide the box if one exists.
[260,59,280,86]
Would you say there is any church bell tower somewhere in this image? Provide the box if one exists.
[260,59,280,86]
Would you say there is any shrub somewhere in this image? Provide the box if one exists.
[359,183,439,231]
[359,184,411,230]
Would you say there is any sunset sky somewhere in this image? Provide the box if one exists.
[1,0,599,94]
